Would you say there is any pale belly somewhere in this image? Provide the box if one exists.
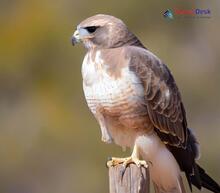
[83,61,152,119]
[84,77,153,147]
[82,61,152,147]
[83,75,145,115]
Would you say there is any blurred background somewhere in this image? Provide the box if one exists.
[0,0,219,192]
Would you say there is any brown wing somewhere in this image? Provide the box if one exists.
[127,46,188,148]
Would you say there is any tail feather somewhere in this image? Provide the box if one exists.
[168,128,220,193]
[186,173,193,191]
[191,164,220,193]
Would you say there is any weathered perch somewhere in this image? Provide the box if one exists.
[109,163,150,193]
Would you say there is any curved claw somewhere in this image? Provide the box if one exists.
[122,157,148,168]
[107,156,148,181]
[106,156,148,168]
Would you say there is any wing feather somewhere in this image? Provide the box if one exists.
[128,47,188,148]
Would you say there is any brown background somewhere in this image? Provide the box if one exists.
[0,0,219,192]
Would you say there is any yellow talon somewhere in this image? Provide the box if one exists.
[107,144,148,168]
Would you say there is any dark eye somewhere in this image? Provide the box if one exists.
[85,26,99,33]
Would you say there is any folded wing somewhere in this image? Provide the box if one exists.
[128,46,188,148]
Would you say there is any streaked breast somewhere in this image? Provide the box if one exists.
[82,50,145,115]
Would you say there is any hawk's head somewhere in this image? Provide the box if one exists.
[72,14,143,49]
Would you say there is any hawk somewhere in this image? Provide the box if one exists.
[72,14,220,193]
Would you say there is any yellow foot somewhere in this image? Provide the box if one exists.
[107,156,148,168]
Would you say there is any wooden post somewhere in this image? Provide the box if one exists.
[108,163,150,193]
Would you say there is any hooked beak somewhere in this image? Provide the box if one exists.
[72,30,81,46]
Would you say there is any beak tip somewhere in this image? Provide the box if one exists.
[71,37,76,46]
[71,30,80,46]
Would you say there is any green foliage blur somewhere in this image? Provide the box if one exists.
[0,0,219,192]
